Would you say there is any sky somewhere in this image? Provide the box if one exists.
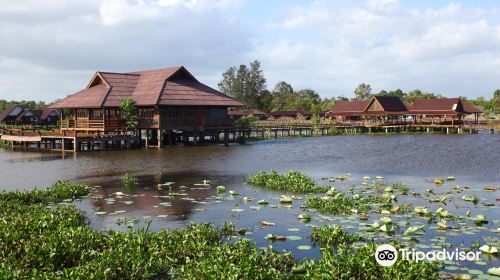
[0,0,499,102]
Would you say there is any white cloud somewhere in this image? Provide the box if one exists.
[0,0,499,101]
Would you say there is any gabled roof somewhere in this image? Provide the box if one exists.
[409,98,471,115]
[461,100,483,114]
[369,96,407,112]
[15,109,43,122]
[0,104,23,122]
[40,107,60,120]
[329,96,407,116]
[51,66,242,109]
[328,100,370,116]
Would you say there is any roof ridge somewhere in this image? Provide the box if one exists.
[99,71,140,76]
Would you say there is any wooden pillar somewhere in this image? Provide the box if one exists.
[157,129,163,148]
[224,129,229,146]
[167,131,173,147]
[193,131,199,145]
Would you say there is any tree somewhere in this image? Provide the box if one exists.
[119,98,138,129]
[218,60,266,109]
[493,97,500,114]
[270,81,294,111]
[494,89,500,99]
[354,83,371,100]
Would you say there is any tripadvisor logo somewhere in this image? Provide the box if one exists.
[375,244,398,266]
[375,244,482,267]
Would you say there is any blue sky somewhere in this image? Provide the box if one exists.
[0,0,499,102]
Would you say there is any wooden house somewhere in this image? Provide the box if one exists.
[408,98,483,125]
[50,66,242,145]
[327,96,408,123]
[0,104,24,125]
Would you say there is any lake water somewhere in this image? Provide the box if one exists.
[1,133,499,276]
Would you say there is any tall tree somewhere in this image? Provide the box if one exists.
[494,89,500,99]
[354,83,371,100]
[270,81,294,111]
[218,60,266,109]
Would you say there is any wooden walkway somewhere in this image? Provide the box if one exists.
[0,120,497,152]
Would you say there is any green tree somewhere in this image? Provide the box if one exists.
[354,83,371,100]
[218,60,266,109]
[119,98,139,129]
[494,89,500,99]
[270,81,294,111]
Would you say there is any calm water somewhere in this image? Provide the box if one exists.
[1,133,499,275]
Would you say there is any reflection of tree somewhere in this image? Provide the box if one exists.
[90,174,216,220]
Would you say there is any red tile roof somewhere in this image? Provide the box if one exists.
[370,96,408,112]
[328,100,370,116]
[408,98,480,115]
[51,66,242,109]
[461,100,483,114]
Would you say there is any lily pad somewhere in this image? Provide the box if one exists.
[297,245,312,250]
[480,245,499,254]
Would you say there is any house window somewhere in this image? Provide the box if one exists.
[139,108,155,118]
[76,109,88,118]
[90,109,103,119]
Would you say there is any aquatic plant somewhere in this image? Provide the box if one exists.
[310,225,362,248]
[121,173,138,189]
[0,183,297,279]
[247,170,328,193]
[305,191,385,214]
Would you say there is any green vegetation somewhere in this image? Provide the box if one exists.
[218,60,499,116]
[0,182,440,279]
[0,99,47,112]
[119,97,139,128]
[0,182,297,279]
[121,173,138,189]
[305,192,384,214]
[310,225,362,247]
[247,170,329,193]
[307,225,439,279]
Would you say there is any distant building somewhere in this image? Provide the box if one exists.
[408,98,483,124]
[0,104,24,124]
[228,108,267,120]
[327,96,408,123]
[267,110,311,120]
[0,105,59,126]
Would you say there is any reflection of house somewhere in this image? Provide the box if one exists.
[327,96,408,123]
[408,98,483,124]
[50,66,242,145]
[0,104,60,125]
[227,108,267,120]
[267,110,311,120]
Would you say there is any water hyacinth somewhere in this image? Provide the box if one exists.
[248,170,328,193]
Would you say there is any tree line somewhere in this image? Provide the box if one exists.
[0,100,47,112]
[219,60,500,114]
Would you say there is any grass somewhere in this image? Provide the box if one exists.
[247,170,329,193]
[0,181,439,279]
